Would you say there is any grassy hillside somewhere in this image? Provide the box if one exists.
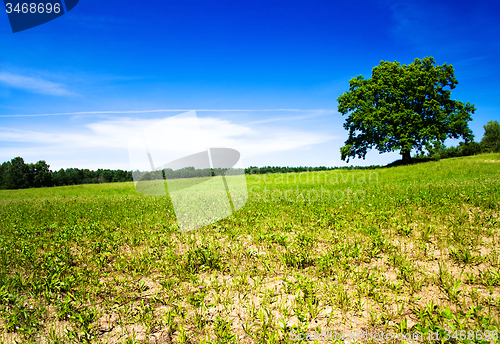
[1,154,499,343]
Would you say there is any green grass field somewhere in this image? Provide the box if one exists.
[1,154,500,343]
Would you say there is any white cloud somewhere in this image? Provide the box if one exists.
[89,116,336,158]
[0,115,337,169]
[0,72,74,96]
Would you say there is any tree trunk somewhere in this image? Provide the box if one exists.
[401,151,411,162]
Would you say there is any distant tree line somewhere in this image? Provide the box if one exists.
[2,120,498,190]
[0,157,134,190]
[0,156,383,190]
[417,120,500,161]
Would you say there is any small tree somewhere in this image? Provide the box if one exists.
[480,120,500,153]
[33,160,53,187]
[338,57,475,162]
[53,168,68,186]
[458,141,483,156]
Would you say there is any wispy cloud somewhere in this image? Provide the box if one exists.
[0,116,336,163]
[244,110,335,125]
[0,108,336,118]
[0,72,74,96]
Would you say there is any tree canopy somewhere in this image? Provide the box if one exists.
[480,120,500,153]
[337,57,476,162]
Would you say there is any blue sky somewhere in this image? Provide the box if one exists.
[1,0,499,170]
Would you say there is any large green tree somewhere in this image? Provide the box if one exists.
[480,120,500,153]
[337,57,475,162]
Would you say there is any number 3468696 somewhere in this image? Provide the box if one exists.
[5,3,61,14]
